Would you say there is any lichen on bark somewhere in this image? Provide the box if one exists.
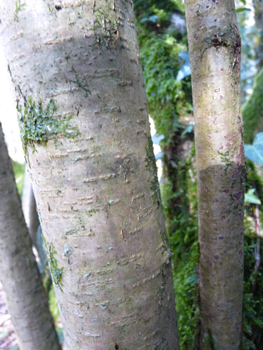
[17,95,78,156]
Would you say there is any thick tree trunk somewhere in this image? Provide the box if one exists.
[0,1,180,349]
[0,123,61,350]
[184,0,245,348]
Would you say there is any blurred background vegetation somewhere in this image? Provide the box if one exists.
[133,0,263,348]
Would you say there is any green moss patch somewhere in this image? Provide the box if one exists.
[17,97,78,156]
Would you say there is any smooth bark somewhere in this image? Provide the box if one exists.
[185,0,245,348]
[0,1,180,349]
[0,123,61,350]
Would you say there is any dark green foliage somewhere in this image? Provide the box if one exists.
[134,0,198,347]
[162,142,197,256]
[161,142,199,348]
[242,68,263,143]
[241,235,263,349]
[173,240,199,350]
[241,160,263,349]
[134,0,192,145]
[245,159,263,200]
[140,35,192,144]
[17,97,78,156]
[135,1,263,349]
[134,0,185,22]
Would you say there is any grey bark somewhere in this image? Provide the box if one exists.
[0,1,180,349]
[0,122,61,350]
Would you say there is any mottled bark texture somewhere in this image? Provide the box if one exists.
[0,123,61,350]
[184,0,245,349]
[0,1,180,349]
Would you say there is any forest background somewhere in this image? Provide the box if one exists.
[1,0,263,349]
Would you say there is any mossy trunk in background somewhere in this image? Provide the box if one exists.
[0,123,61,350]
[163,130,195,235]
[242,68,263,143]
[185,0,246,348]
[133,1,200,346]
[0,1,180,349]
[133,0,197,262]
[242,1,263,144]
[253,0,263,69]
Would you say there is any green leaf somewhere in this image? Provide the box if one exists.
[187,274,199,284]
[140,15,159,23]
[181,125,194,138]
[236,7,251,13]
[244,189,261,204]
[148,15,159,23]
[177,51,191,81]
[245,133,263,165]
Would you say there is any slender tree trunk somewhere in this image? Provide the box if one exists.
[184,0,246,348]
[22,167,48,273]
[0,123,61,350]
[0,1,180,349]
[22,166,40,247]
